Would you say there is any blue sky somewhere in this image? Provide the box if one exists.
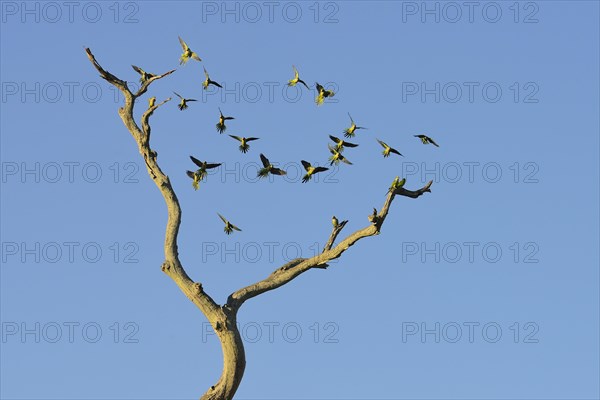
[1,1,599,399]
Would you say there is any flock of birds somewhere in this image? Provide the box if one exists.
[132,37,440,235]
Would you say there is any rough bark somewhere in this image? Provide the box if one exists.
[85,48,432,400]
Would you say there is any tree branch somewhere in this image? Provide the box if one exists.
[85,48,220,317]
[227,180,433,310]
[323,219,348,252]
[135,69,176,98]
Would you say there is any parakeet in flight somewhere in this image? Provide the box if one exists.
[301,160,329,183]
[203,67,223,90]
[218,213,242,235]
[329,135,358,153]
[344,113,366,138]
[414,134,439,147]
[131,65,156,84]
[328,144,352,166]
[377,139,404,158]
[186,156,221,190]
[288,65,309,89]
[258,154,287,178]
[216,108,234,134]
[173,92,197,111]
[178,36,202,65]
[229,136,259,153]
[315,82,335,106]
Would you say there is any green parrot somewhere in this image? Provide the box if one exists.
[218,213,242,235]
[216,108,235,134]
[288,65,309,89]
[332,215,348,230]
[229,136,259,153]
[315,82,335,106]
[328,144,352,166]
[173,92,197,111]
[301,160,329,183]
[344,113,366,138]
[377,139,404,158]
[388,176,406,194]
[203,67,223,90]
[178,36,202,65]
[329,135,358,153]
[414,134,439,147]
[258,154,287,178]
[186,156,221,190]
[131,65,156,84]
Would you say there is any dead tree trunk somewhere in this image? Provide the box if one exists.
[85,48,432,400]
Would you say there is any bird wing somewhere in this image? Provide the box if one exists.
[327,144,337,154]
[190,155,204,168]
[348,112,354,123]
[205,163,222,169]
[187,99,198,102]
[229,135,242,142]
[329,135,341,144]
[298,79,310,89]
[414,135,424,138]
[300,160,311,171]
[293,65,299,79]
[173,92,183,99]
[231,224,242,232]
[429,138,440,147]
[390,147,403,156]
[376,139,388,148]
[204,67,209,79]
[178,36,189,51]
[315,82,323,91]
[186,170,195,179]
[314,167,329,173]
[217,213,228,224]
[131,65,144,75]
[245,137,260,142]
[191,53,202,62]
[259,154,270,167]
[344,141,359,148]
[271,168,286,176]
[341,157,353,165]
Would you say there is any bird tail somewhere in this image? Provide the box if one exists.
[240,144,249,153]
[344,130,354,138]
[302,174,310,183]
[257,168,270,178]
[216,123,225,134]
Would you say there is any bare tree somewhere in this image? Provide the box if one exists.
[85,48,433,400]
